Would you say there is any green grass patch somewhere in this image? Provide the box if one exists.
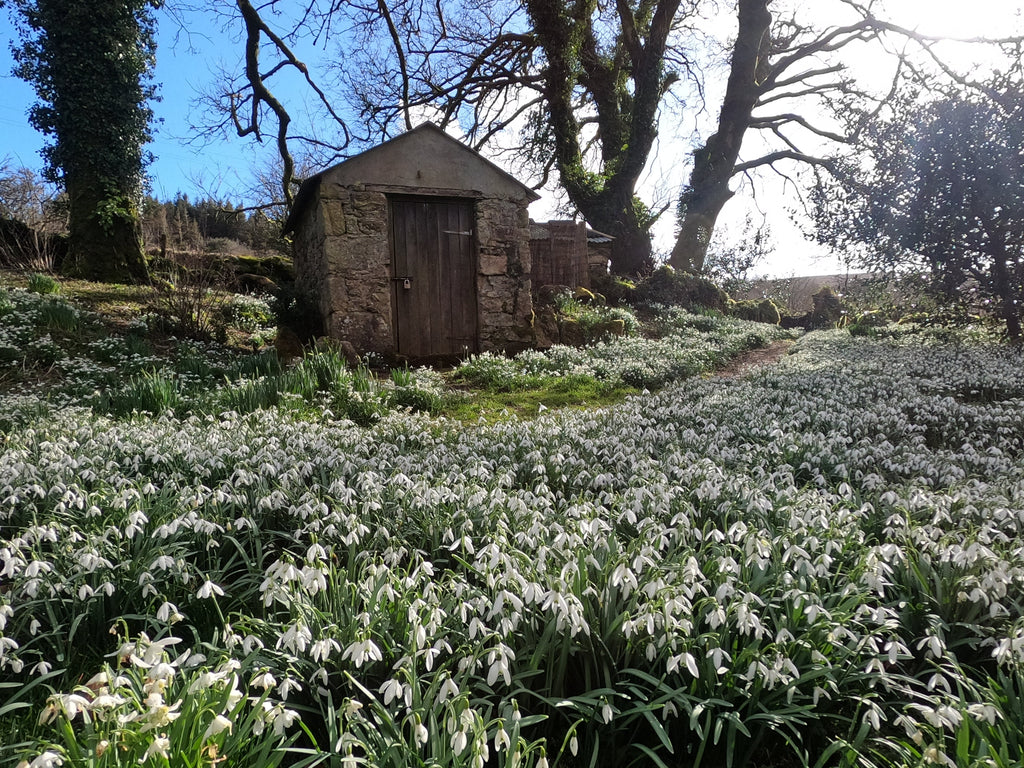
[446,375,639,423]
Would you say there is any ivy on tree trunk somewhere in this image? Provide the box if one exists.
[669,0,772,274]
[9,0,157,283]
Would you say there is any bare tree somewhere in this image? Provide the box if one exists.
[178,0,354,207]
[191,0,1021,276]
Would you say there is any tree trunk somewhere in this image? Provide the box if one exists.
[668,0,772,274]
[989,241,1021,341]
[577,191,655,276]
[670,182,734,276]
[61,176,149,284]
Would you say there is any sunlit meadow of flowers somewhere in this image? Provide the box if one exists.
[2,296,1024,766]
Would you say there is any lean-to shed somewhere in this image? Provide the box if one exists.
[528,220,613,289]
[284,123,540,359]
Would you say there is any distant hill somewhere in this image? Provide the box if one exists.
[738,272,868,313]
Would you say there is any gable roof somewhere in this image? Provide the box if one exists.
[284,123,539,233]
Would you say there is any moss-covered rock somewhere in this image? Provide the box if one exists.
[590,273,636,306]
[729,298,781,325]
[807,286,845,329]
[632,266,728,312]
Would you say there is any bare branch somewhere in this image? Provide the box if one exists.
[733,150,837,176]
[748,113,849,143]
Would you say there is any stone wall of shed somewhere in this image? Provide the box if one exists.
[475,197,535,354]
[291,184,329,337]
[319,184,394,354]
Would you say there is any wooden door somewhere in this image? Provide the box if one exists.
[390,197,478,358]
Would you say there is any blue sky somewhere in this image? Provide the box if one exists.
[1,2,1020,277]
[0,6,265,202]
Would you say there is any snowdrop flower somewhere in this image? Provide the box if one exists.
[451,729,469,756]
[203,714,233,739]
[20,751,63,768]
[251,670,277,691]
[413,716,429,747]
[494,726,511,752]
[139,735,171,763]
[380,677,404,706]
[155,602,184,623]
[271,706,300,736]
[343,699,364,718]
[341,637,382,668]
[438,676,460,702]
[277,677,303,700]
[196,580,224,600]
[310,638,341,664]
[277,621,312,655]
[139,697,181,732]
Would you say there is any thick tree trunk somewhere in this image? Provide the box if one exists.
[523,0,676,277]
[577,191,655,277]
[607,222,654,277]
[670,183,734,277]
[668,0,772,274]
[61,176,149,284]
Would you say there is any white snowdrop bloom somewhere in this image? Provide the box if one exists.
[150,556,175,571]
[494,726,511,752]
[600,699,614,724]
[148,662,176,681]
[139,734,171,763]
[24,751,63,768]
[90,692,127,714]
[278,677,303,700]
[55,693,92,721]
[196,580,225,600]
[203,714,233,739]
[343,699,364,718]
[450,729,469,756]
[277,621,312,655]
[310,638,341,664]
[438,676,460,702]
[133,636,182,668]
[413,718,429,747]
[30,661,52,676]
[918,633,946,659]
[342,637,382,668]
[706,646,731,673]
[251,670,277,691]
[155,602,184,624]
[379,677,404,706]
[241,635,264,654]
[187,669,230,693]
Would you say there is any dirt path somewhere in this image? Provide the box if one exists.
[712,339,796,379]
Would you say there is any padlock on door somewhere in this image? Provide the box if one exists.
[403,278,412,290]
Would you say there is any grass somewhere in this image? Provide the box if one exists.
[0,270,796,425]
[446,376,640,422]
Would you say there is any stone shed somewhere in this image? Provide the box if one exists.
[284,123,539,359]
